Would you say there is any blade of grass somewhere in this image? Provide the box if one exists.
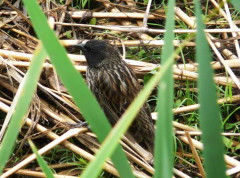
[22,0,134,177]
[28,139,54,178]
[81,49,176,178]
[0,44,47,173]
[230,0,240,11]
[194,0,226,177]
[154,0,175,177]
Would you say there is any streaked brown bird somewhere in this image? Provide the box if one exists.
[76,40,155,153]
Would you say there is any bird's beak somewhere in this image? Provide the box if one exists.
[73,43,85,50]
[70,41,86,50]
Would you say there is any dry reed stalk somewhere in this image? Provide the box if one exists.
[8,28,38,42]
[178,136,240,175]
[206,20,240,25]
[178,152,203,160]
[41,100,79,124]
[101,0,131,26]
[60,39,196,47]
[0,70,191,177]
[223,0,240,58]
[174,5,240,90]
[54,22,240,33]
[0,11,17,15]
[0,97,11,105]
[58,169,82,177]
[55,6,68,36]
[173,59,240,71]
[102,0,153,40]
[69,11,158,19]
[174,7,238,59]
[1,127,88,178]
[141,0,152,28]
[48,16,63,93]
[3,0,32,26]
[207,35,240,88]
[226,166,240,176]
[151,94,240,117]
[0,49,86,62]
[0,79,120,177]
[42,99,155,171]
[176,131,240,136]
[0,78,154,176]
[173,67,237,88]
[172,121,200,131]
[125,0,154,40]
[0,15,18,28]
[176,154,198,168]
[0,100,120,177]
[2,47,238,73]
[185,131,206,177]
[173,168,191,178]
[35,162,77,170]
[210,0,240,37]
[0,55,236,88]
[4,169,78,178]
[9,49,236,73]
[0,63,80,116]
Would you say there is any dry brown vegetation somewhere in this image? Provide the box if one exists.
[0,0,239,177]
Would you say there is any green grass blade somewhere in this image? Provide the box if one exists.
[194,0,227,177]
[22,1,134,177]
[0,45,47,173]
[154,0,175,177]
[81,51,176,178]
[28,139,54,178]
[230,0,240,11]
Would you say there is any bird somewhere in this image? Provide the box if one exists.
[75,40,155,153]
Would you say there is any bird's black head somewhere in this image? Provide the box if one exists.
[76,40,121,68]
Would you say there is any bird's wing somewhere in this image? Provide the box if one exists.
[87,62,155,153]
[97,61,140,115]
[90,86,120,125]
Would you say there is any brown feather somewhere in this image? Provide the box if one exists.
[81,40,155,153]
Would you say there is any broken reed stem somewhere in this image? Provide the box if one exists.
[211,0,240,36]
[174,6,238,60]
[35,162,79,170]
[142,0,152,28]
[54,22,240,34]
[176,131,240,136]
[207,35,240,89]
[8,27,39,42]
[4,169,78,178]
[0,82,153,176]
[2,10,240,25]
[172,121,200,131]
[0,72,202,176]
[41,99,154,175]
[0,1,239,177]
[223,0,240,58]
[185,131,206,178]
[70,11,159,19]
[1,126,88,178]
[60,39,196,47]
[0,101,120,177]
[151,94,240,117]
[2,49,240,71]
[178,136,240,175]
[0,57,236,88]
[101,0,153,40]
[0,48,238,88]
[63,39,196,47]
